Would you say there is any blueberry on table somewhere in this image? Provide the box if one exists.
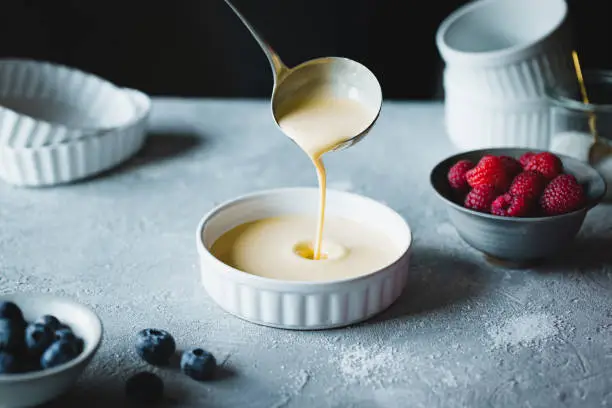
[36,315,61,331]
[0,351,19,374]
[25,323,54,356]
[125,372,164,404]
[180,348,217,381]
[0,318,24,352]
[40,339,81,369]
[0,302,25,325]
[135,329,176,366]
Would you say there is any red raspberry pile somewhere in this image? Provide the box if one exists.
[446,152,586,217]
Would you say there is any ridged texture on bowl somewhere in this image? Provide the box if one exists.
[0,59,136,147]
[443,41,574,100]
[444,91,551,150]
[0,89,149,187]
[200,253,410,330]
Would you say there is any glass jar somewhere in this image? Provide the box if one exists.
[547,70,612,159]
[547,70,612,199]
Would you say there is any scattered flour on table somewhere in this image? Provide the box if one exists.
[487,312,561,349]
[331,343,404,387]
[271,369,310,408]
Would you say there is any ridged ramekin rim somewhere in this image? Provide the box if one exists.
[0,59,139,135]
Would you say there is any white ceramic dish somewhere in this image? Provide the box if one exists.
[0,59,137,148]
[436,0,570,66]
[0,88,150,187]
[196,188,412,330]
[442,46,574,100]
[444,78,551,150]
[436,0,573,100]
[0,293,103,408]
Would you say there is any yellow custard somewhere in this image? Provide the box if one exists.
[210,215,399,282]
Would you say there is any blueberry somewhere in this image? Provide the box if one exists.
[55,329,84,354]
[36,315,60,331]
[40,339,80,369]
[25,323,54,356]
[0,302,24,325]
[180,348,216,381]
[125,372,164,404]
[56,323,71,332]
[0,319,24,352]
[54,327,75,341]
[0,351,19,374]
[135,329,176,366]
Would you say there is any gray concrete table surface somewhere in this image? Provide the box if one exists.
[1,99,611,408]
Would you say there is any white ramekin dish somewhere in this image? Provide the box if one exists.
[0,88,150,187]
[0,293,103,408]
[436,0,573,100]
[442,47,574,100]
[444,81,551,150]
[196,188,412,330]
[0,59,138,148]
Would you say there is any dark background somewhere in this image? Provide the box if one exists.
[0,0,607,100]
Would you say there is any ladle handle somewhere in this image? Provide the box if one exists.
[223,0,288,85]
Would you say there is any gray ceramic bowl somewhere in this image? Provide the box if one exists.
[0,293,103,408]
[430,148,607,263]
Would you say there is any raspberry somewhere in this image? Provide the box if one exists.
[491,193,533,217]
[465,155,511,191]
[519,152,536,168]
[500,155,522,177]
[524,152,563,180]
[508,171,547,199]
[447,159,474,192]
[464,185,497,213]
[540,174,586,215]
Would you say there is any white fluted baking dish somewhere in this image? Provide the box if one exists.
[442,46,574,100]
[196,188,412,330]
[0,59,137,148]
[436,0,573,100]
[444,73,552,150]
[0,88,150,187]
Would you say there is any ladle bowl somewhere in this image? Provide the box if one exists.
[224,0,382,152]
[271,57,382,151]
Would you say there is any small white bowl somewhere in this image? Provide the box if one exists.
[444,77,551,150]
[0,293,103,408]
[0,88,150,187]
[436,0,573,100]
[436,0,570,66]
[196,188,412,330]
[0,59,137,148]
[442,48,574,100]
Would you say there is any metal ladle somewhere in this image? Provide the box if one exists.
[223,0,382,152]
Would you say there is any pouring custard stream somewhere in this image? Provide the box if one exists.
[276,89,378,260]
